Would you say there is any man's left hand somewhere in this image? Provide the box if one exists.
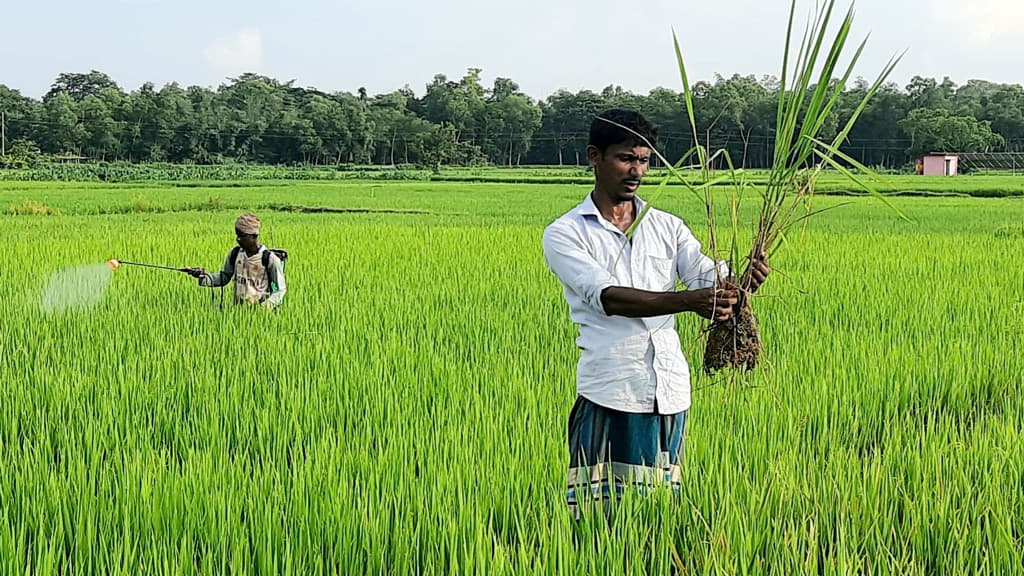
[742,254,771,293]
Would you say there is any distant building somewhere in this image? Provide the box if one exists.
[920,153,959,176]
[54,153,89,163]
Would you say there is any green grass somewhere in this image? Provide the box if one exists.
[0,180,1021,574]
[427,168,1024,197]
[5,164,1024,197]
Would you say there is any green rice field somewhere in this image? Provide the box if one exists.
[1,179,1022,574]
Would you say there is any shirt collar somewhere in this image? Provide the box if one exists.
[578,190,647,219]
[240,245,266,259]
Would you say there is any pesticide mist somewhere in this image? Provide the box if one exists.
[40,263,114,313]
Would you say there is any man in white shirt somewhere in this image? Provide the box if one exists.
[542,109,770,516]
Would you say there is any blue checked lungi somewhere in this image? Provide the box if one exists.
[566,396,687,516]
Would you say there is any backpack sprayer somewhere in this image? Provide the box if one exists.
[107,215,286,310]
[108,249,287,311]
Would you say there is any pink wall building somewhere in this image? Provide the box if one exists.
[922,154,959,176]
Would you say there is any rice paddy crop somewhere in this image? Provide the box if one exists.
[0,180,1021,574]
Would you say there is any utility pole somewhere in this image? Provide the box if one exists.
[1,111,6,157]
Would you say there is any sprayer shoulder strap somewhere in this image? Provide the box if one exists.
[230,246,271,266]
[231,245,276,285]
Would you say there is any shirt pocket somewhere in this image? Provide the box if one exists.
[647,255,676,291]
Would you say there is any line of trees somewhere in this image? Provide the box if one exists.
[1,69,1021,170]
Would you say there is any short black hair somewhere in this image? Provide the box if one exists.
[588,109,658,153]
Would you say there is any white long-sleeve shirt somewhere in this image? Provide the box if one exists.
[542,192,727,414]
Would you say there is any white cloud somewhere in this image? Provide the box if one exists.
[936,0,1024,46]
[204,28,263,76]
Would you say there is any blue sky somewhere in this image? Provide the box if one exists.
[6,0,1023,99]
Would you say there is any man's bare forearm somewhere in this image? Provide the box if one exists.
[600,287,695,318]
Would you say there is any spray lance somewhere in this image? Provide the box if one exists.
[107,259,223,306]
[107,259,194,274]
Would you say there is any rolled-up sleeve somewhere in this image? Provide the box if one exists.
[675,224,729,289]
[542,222,617,315]
[264,255,287,307]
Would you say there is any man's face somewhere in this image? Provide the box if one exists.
[590,143,651,201]
[236,228,259,251]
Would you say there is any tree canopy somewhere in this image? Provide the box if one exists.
[1,71,1021,169]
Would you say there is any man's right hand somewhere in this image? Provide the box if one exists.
[687,287,739,322]
[184,267,206,279]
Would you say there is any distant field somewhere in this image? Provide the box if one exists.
[1,180,1022,574]
[4,164,1024,197]
[434,167,1024,196]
